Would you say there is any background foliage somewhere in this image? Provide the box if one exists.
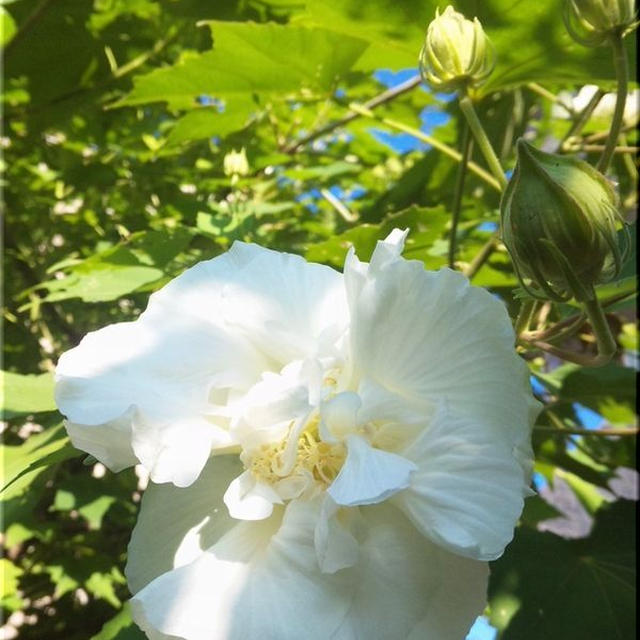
[1,0,637,638]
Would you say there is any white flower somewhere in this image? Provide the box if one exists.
[554,85,640,126]
[55,230,539,640]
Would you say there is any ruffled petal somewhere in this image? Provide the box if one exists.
[64,412,137,472]
[132,499,487,640]
[223,470,282,520]
[55,312,263,482]
[394,406,527,561]
[126,454,242,594]
[313,495,360,574]
[345,248,538,459]
[131,500,353,640]
[208,242,349,366]
[334,503,488,640]
[328,434,417,506]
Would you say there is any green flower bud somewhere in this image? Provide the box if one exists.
[500,139,625,301]
[563,0,637,46]
[419,6,496,92]
[223,147,249,178]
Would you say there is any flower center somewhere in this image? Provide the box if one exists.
[247,418,346,487]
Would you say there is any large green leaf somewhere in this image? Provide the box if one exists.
[1,423,80,494]
[489,500,636,639]
[534,363,637,425]
[305,205,449,267]
[91,603,146,640]
[1,371,57,419]
[118,21,369,109]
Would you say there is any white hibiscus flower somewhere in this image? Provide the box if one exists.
[55,229,540,640]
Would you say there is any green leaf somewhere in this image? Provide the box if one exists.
[167,101,252,146]
[41,265,164,303]
[1,423,80,494]
[118,22,369,109]
[519,495,561,529]
[489,500,636,639]
[555,469,612,515]
[534,364,637,426]
[1,7,16,47]
[305,205,449,267]
[0,558,24,612]
[1,371,57,419]
[90,603,146,640]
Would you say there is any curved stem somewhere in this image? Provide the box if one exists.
[458,95,508,190]
[348,102,502,192]
[583,294,617,364]
[597,33,628,173]
[521,312,586,342]
[519,291,617,367]
[448,122,473,268]
[560,87,605,151]
[514,299,538,336]
[463,232,500,279]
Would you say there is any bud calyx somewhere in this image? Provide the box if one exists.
[419,6,495,92]
[500,139,625,301]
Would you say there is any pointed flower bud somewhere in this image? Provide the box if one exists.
[563,0,637,46]
[500,139,625,301]
[419,6,496,92]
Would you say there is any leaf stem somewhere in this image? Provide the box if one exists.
[597,33,629,173]
[347,102,502,192]
[560,87,605,151]
[458,95,508,190]
[463,232,500,279]
[448,122,473,268]
[582,294,618,364]
[534,425,638,437]
[284,75,422,154]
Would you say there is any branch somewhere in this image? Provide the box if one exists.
[283,75,422,154]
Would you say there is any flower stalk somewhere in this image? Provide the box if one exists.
[348,102,502,191]
[448,122,473,268]
[459,95,508,190]
[597,33,629,173]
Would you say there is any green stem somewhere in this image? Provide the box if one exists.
[514,299,538,336]
[597,33,628,173]
[582,294,617,364]
[534,425,638,436]
[459,95,508,190]
[348,103,502,192]
[560,87,605,151]
[463,232,500,279]
[448,122,473,268]
[520,291,617,366]
[527,82,575,116]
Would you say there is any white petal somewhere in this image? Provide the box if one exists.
[357,376,429,426]
[368,227,409,274]
[313,495,360,574]
[347,258,539,457]
[131,500,353,640]
[395,407,527,561]
[56,312,263,482]
[328,434,417,506]
[126,454,242,594]
[216,242,349,366]
[223,470,282,520]
[319,390,361,442]
[131,499,487,640]
[334,503,488,640]
[132,415,231,488]
[65,412,137,472]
